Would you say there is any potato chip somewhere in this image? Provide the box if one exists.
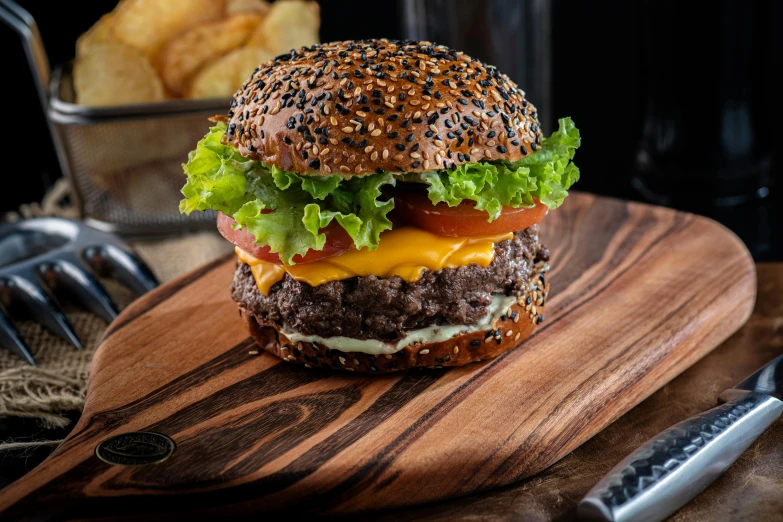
[186,47,274,100]
[158,13,263,96]
[76,13,116,57]
[245,0,320,54]
[227,0,270,15]
[110,0,226,60]
[74,42,165,106]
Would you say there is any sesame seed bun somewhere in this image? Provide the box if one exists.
[240,296,544,374]
[225,39,543,176]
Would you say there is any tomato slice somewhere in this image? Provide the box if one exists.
[217,212,352,264]
[390,189,547,237]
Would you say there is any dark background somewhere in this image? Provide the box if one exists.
[0,0,782,485]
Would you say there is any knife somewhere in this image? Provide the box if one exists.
[578,354,783,522]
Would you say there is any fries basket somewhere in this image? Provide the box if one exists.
[1,0,226,235]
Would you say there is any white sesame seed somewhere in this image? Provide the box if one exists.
[453,347,459,354]
[371,129,382,137]
[342,126,354,133]
[420,349,430,355]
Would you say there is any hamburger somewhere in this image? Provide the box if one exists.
[180,39,580,373]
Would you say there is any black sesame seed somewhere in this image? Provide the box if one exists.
[411,143,420,151]
[531,142,537,151]
[388,132,399,138]
[470,339,480,346]
[497,145,507,153]
[487,131,496,138]
[283,136,292,144]
[396,143,406,150]
[520,145,528,154]
[425,130,434,137]
[359,139,368,148]
[412,161,421,168]
[457,98,468,105]
[406,133,414,142]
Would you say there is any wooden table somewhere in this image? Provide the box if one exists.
[355,264,783,522]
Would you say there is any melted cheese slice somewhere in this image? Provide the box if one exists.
[236,227,513,295]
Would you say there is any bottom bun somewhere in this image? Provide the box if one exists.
[239,283,547,374]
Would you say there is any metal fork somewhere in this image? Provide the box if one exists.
[0,218,158,364]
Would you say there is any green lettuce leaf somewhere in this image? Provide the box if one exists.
[179,118,580,264]
[179,122,395,264]
[412,117,581,221]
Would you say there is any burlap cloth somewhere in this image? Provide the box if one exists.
[0,181,233,440]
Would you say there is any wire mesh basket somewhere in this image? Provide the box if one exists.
[2,0,227,235]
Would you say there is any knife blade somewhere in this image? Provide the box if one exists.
[578,354,783,522]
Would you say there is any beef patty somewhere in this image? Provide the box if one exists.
[232,225,549,341]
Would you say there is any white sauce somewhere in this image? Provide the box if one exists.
[279,294,519,355]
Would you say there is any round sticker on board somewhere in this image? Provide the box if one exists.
[95,431,176,466]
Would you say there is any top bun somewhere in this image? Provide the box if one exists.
[225,39,543,176]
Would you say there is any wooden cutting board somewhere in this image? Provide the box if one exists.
[0,193,755,520]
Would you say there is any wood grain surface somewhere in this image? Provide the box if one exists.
[0,193,756,520]
[363,264,783,522]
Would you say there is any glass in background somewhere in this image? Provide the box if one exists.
[633,0,780,259]
[401,0,551,131]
